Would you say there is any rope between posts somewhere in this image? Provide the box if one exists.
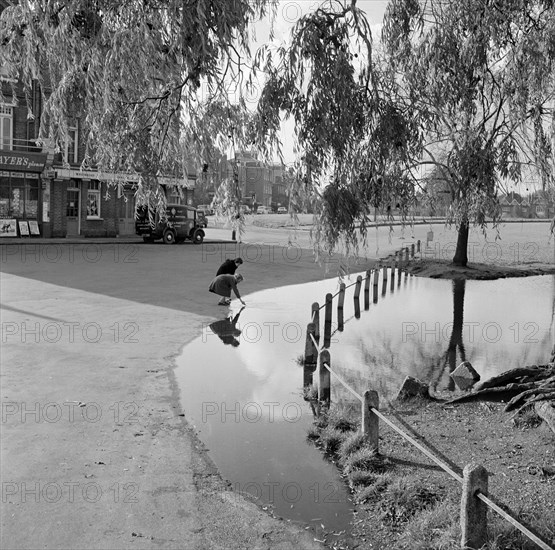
[475,494,552,550]
[313,273,374,312]
[322,361,363,402]
[309,331,324,353]
[370,407,463,484]
[331,314,357,337]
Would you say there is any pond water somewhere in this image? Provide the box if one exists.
[329,271,554,401]
[175,271,554,535]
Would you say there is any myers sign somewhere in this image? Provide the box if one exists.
[0,152,47,172]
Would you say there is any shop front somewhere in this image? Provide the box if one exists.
[0,151,47,238]
[45,169,141,238]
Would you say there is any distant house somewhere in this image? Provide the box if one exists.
[498,192,524,218]
[498,190,554,219]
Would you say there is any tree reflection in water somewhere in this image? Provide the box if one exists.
[430,279,467,391]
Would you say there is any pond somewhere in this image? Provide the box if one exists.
[175,271,554,536]
[329,271,554,401]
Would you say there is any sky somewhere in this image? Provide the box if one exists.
[263,1,389,164]
[228,1,390,164]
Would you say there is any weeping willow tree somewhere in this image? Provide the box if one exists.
[382,0,555,266]
[0,0,275,203]
[254,0,555,264]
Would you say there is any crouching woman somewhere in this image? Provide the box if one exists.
[209,273,246,306]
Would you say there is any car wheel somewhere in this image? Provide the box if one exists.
[192,228,205,244]
[163,229,176,244]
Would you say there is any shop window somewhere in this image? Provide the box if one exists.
[0,177,10,217]
[0,173,40,218]
[87,181,101,218]
[0,105,13,150]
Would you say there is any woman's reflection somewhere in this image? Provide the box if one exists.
[209,307,245,347]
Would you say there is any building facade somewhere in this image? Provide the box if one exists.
[1,53,194,239]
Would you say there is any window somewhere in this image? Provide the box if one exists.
[0,173,38,218]
[64,125,78,164]
[87,181,101,218]
[0,105,13,150]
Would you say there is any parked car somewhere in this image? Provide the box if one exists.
[277,206,287,214]
[196,204,214,216]
[256,205,272,215]
[135,203,205,244]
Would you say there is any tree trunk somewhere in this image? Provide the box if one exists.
[453,220,469,266]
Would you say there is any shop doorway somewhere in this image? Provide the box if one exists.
[66,185,80,235]
[118,191,136,235]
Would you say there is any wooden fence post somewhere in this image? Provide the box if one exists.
[354,275,362,319]
[381,265,388,296]
[373,268,379,304]
[362,390,379,451]
[390,260,395,292]
[318,349,331,403]
[311,302,320,343]
[303,323,318,388]
[364,270,371,310]
[461,464,488,550]
[323,293,333,348]
[337,284,346,331]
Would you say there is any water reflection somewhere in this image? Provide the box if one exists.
[331,274,554,402]
[209,307,245,347]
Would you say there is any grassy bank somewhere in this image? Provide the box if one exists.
[304,395,555,550]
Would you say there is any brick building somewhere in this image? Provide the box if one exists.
[0,1,194,239]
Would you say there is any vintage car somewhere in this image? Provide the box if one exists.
[135,203,206,244]
[256,205,272,215]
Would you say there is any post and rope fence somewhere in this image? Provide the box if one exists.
[301,239,552,550]
[306,336,552,550]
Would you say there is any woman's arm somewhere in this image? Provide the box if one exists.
[232,283,246,304]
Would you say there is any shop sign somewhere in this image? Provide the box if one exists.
[56,168,140,183]
[0,151,47,172]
